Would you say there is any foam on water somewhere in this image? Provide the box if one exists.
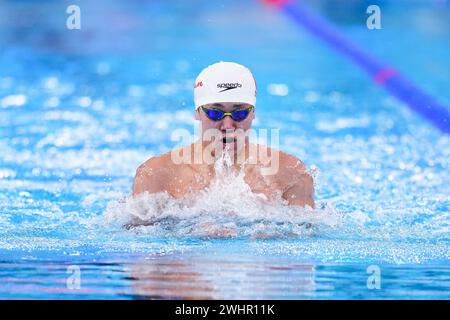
[101,149,449,246]
[104,152,343,240]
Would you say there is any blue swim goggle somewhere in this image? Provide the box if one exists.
[200,105,254,122]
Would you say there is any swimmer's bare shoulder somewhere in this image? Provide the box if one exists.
[132,144,196,197]
[132,151,175,196]
[267,147,315,209]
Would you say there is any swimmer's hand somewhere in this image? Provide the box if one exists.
[250,222,313,240]
[199,222,237,239]
[124,220,155,230]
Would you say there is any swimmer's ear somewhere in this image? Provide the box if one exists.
[194,108,200,120]
[250,108,255,120]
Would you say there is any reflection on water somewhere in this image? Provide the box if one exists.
[1,253,450,299]
[126,254,316,299]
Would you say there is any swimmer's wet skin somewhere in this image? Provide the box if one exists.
[132,61,315,209]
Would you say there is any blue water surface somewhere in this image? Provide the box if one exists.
[0,0,449,299]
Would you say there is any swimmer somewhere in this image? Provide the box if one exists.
[132,61,315,209]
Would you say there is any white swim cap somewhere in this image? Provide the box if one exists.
[194,61,257,109]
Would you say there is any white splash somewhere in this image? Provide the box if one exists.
[104,153,343,239]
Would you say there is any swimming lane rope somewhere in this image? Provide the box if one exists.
[261,0,450,134]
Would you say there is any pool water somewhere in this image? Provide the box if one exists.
[0,0,449,299]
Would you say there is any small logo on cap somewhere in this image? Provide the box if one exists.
[194,81,203,88]
[217,83,242,92]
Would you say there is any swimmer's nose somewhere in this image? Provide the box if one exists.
[220,115,236,131]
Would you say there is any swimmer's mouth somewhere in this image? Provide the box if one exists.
[222,137,237,144]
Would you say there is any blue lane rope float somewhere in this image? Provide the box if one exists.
[262,0,450,134]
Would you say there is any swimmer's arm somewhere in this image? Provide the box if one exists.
[280,154,315,209]
[282,172,315,209]
[132,160,166,196]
